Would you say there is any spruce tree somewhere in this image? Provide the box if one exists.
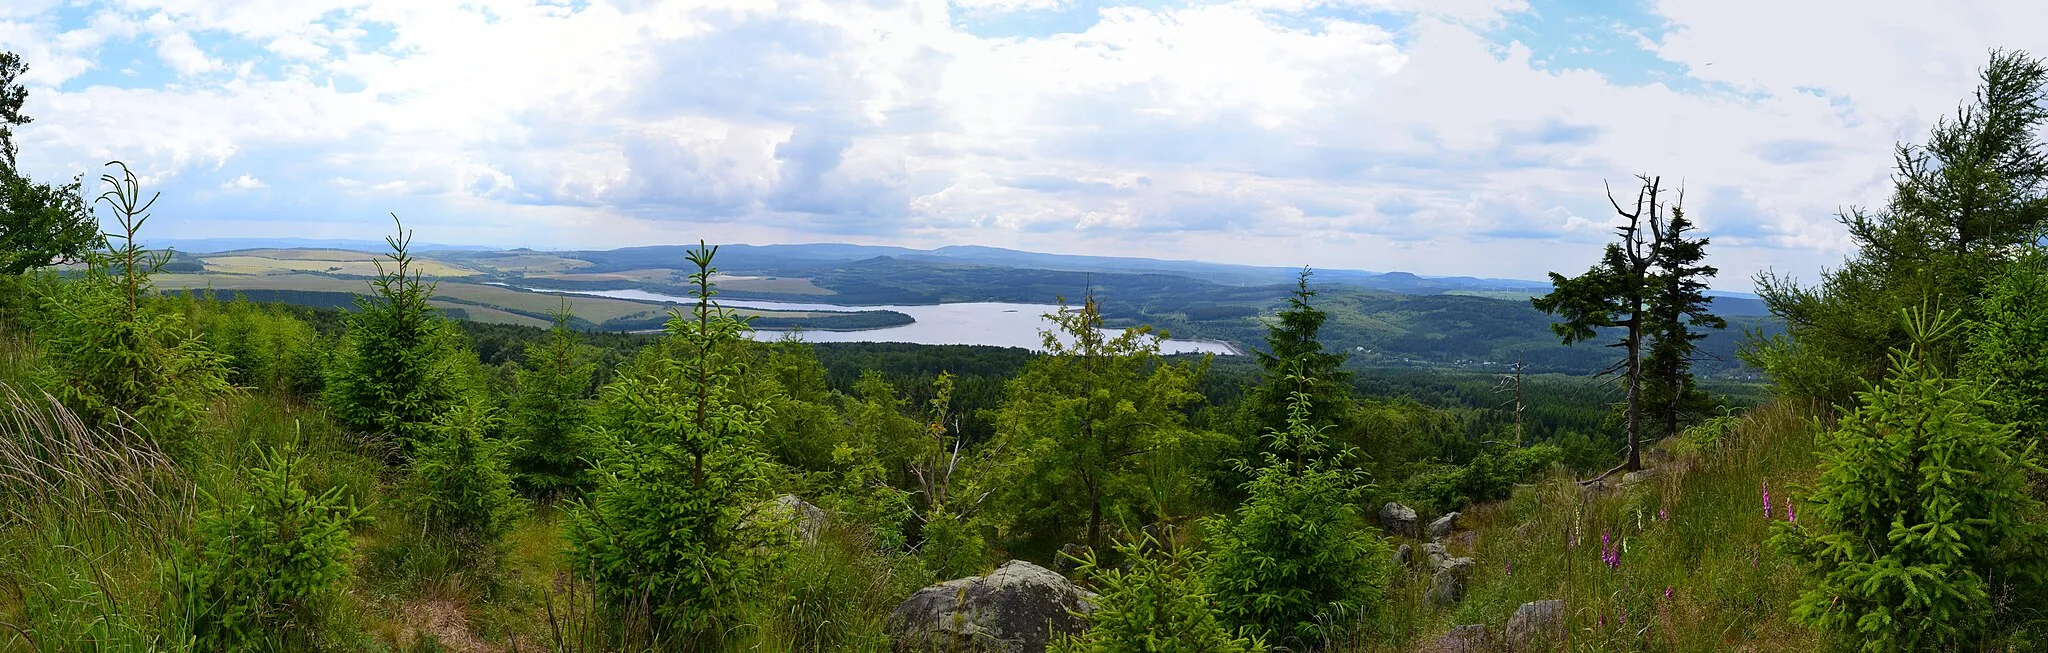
[1205,382,1390,647]
[325,216,470,457]
[1533,175,1673,473]
[36,162,230,436]
[989,292,1205,554]
[1774,307,2048,650]
[414,398,528,547]
[566,242,785,637]
[509,302,597,497]
[1244,268,1352,434]
[173,443,369,650]
[1053,529,1264,653]
[1642,205,1726,440]
[1964,246,2048,441]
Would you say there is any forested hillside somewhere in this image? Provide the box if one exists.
[5,46,2048,653]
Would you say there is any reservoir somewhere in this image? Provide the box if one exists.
[541,288,1239,355]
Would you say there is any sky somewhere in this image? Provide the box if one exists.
[4,0,2046,288]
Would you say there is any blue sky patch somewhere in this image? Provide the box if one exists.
[1485,0,1685,88]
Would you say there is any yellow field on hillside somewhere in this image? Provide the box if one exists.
[199,254,479,278]
[531,268,684,284]
[432,252,593,274]
[204,248,383,262]
[154,273,844,325]
[428,301,554,328]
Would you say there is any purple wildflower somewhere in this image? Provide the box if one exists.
[1506,562,1513,576]
[1665,586,1674,600]
[1788,497,1797,524]
[1658,507,1668,522]
[1763,480,1773,518]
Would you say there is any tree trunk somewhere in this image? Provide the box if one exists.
[1625,314,1643,472]
[1085,476,1102,552]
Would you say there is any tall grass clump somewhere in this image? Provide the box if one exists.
[1365,400,1825,653]
[0,382,191,650]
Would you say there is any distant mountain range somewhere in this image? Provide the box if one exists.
[148,238,1767,312]
[143,237,497,254]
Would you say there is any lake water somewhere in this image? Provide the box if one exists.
[541,288,1239,355]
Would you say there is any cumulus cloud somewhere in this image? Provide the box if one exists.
[221,174,265,190]
[154,31,219,76]
[0,0,2039,286]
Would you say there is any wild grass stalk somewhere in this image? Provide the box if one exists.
[0,382,193,651]
[1350,401,1827,652]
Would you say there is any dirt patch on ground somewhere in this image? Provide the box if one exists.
[402,598,496,653]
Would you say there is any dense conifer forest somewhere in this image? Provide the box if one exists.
[7,46,2048,653]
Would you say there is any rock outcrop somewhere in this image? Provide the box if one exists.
[1621,468,1658,486]
[886,560,1095,653]
[1416,624,1490,653]
[1426,557,1475,606]
[1427,511,1460,541]
[1421,542,1449,572]
[762,494,827,545]
[1505,599,1566,651]
[1380,502,1419,538]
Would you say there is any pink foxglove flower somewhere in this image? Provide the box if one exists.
[1665,586,1673,599]
[1763,480,1773,518]
[1788,498,1797,523]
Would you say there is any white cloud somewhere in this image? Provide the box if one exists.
[3,0,2044,287]
[221,173,265,190]
[154,30,219,76]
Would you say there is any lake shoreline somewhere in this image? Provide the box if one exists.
[537,286,1240,355]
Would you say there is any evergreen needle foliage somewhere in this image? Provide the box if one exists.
[566,242,788,638]
[989,292,1207,555]
[510,302,598,497]
[413,398,528,547]
[171,443,370,651]
[35,161,230,436]
[1774,307,2048,651]
[1204,383,1391,648]
[1963,246,2048,442]
[1755,49,2048,403]
[1053,530,1264,653]
[325,215,471,456]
